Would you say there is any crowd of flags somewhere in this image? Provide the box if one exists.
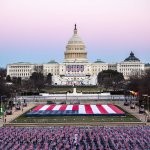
[0,126,149,150]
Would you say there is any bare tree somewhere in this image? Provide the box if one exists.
[46,73,52,85]
[30,72,45,92]
[97,70,124,91]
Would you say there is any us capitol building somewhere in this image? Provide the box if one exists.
[7,25,146,85]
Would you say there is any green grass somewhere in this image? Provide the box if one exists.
[12,115,139,124]
[11,106,140,124]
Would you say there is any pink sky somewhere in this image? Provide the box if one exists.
[0,0,150,66]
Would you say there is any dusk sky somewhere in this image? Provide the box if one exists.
[0,0,150,67]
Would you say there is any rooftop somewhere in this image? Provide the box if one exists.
[11,62,32,65]
[48,60,58,64]
[124,52,140,62]
[94,59,105,63]
[145,63,150,67]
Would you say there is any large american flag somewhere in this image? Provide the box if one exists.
[26,104,125,116]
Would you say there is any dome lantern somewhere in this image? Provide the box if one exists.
[74,24,77,35]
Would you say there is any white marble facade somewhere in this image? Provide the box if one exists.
[7,25,145,85]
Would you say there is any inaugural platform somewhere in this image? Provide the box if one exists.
[26,104,125,116]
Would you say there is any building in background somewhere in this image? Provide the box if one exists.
[108,63,117,71]
[117,52,145,79]
[7,25,146,85]
[7,63,43,80]
[145,63,150,71]
[7,62,35,80]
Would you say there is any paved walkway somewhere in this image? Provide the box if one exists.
[116,101,150,125]
[0,104,35,127]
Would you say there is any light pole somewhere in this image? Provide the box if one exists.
[13,90,17,107]
[66,91,67,104]
[0,96,6,113]
[148,96,150,114]
[148,96,150,122]
[142,94,147,108]
[0,96,2,113]
[142,94,150,122]
[142,94,150,112]
[98,85,100,100]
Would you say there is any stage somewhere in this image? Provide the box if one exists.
[26,104,125,116]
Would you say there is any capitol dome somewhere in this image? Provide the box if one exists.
[68,35,84,44]
[64,24,88,63]
[68,28,84,44]
[124,52,140,62]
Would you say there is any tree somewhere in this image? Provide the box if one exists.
[22,80,33,91]
[0,68,6,78]
[97,70,124,90]
[0,67,11,98]
[127,69,150,95]
[11,77,22,92]
[127,76,141,93]
[17,77,22,85]
[30,72,45,91]
[127,69,150,110]
[6,75,11,82]
[46,73,52,85]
